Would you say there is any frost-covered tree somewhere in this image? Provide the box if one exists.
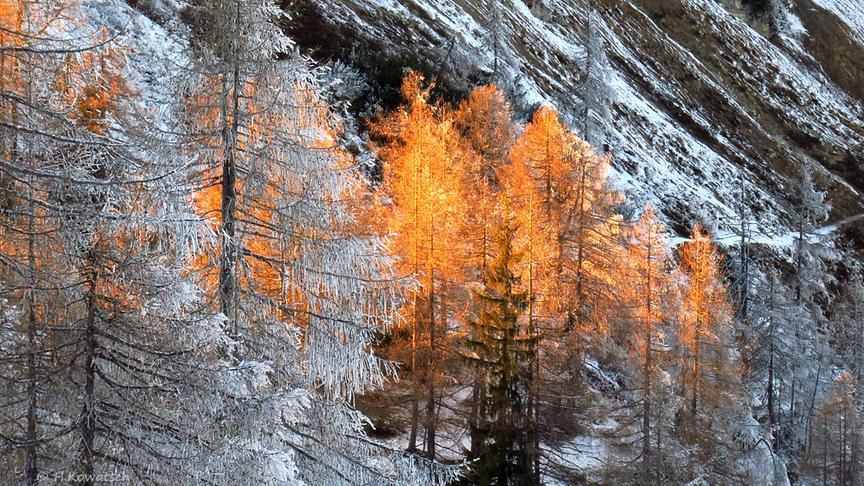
[0,4,65,481]
[0,2,128,481]
[484,0,505,80]
[177,2,458,483]
[789,165,833,453]
[582,10,614,151]
[0,1,231,483]
[744,0,794,37]
[747,270,802,452]
[731,175,753,325]
[793,166,831,304]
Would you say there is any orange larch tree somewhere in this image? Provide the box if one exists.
[371,72,467,459]
[454,84,516,276]
[506,105,622,480]
[677,223,734,416]
[621,206,671,478]
[508,105,620,336]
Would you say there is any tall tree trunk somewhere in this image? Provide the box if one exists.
[768,328,776,445]
[767,280,777,449]
[425,210,436,459]
[407,167,421,453]
[739,176,749,323]
[79,251,98,486]
[527,208,540,483]
[795,212,804,303]
[407,290,420,453]
[24,171,38,485]
[469,372,484,456]
[642,239,652,481]
[218,1,242,340]
[574,165,587,333]
[806,339,826,449]
[822,414,828,486]
[692,321,700,416]
[841,405,847,485]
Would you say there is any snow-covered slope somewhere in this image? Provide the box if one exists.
[288,0,864,250]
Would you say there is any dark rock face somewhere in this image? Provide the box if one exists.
[795,0,864,105]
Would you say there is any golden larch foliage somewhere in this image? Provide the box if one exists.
[372,72,467,292]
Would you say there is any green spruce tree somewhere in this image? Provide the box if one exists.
[464,198,537,485]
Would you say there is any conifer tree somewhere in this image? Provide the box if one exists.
[372,72,467,460]
[674,224,757,483]
[507,105,620,480]
[463,196,535,486]
[484,0,505,80]
[749,270,801,452]
[455,84,516,275]
[509,106,619,337]
[789,165,832,451]
[677,224,735,415]
[178,4,459,482]
[836,276,864,387]
[622,206,671,480]
[499,150,556,481]
[582,10,614,151]
[0,1,232,482]
[808,372,863,485]
[455,84,516,459]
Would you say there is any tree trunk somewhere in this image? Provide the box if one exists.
[642,239,652,480]
[739,176,749,322]
[527,217,540,483]
[24,173,38,485]
[768,331,776,445]
[79,251,98,486]
[841,405,847,485]
[407,166,421,453]
[692,330,700,417]
[574,164,587,333]
[218,1,242,340]
[767,283,777,448]
[795,212,803,303]
[407,291,420,453]
[425,227,436,459]
[806,339,826,448]
[822,414,828,486]
[469,372,484,456]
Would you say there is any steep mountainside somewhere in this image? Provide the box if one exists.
[285,0,864,255]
